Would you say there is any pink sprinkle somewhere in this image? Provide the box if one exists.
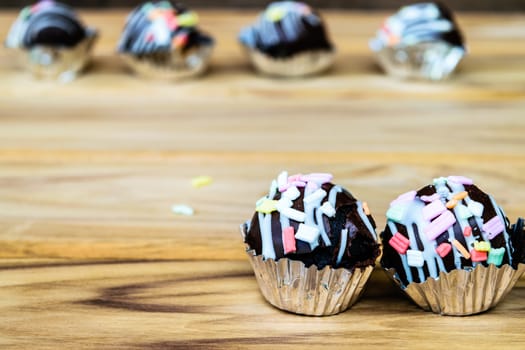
[300,173,333,184]
[425,211,457,241]
[146,33,155,42]
[483,216,505,240]
[448,176,474,185]
[421,193,440,203]
[279,181,306,192]
[436,243,452,258]
[470,249,488,262]
[389,232,410,255]
[282,227,296,254]
[306,181,318,190]
[422,200,447,221]
[390,190,417,207]
[287,174,303,183]
[463,226,472,237]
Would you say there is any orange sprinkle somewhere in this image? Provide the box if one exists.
[363,202,371,216]
[446,199,458,209]
[452,240,471,259]
[453,191,468,201]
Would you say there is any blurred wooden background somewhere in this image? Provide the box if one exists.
[0,0,524,11]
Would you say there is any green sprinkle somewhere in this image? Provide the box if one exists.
[433,177,447,186]
[487,247,505,266]
[386,205,405,223]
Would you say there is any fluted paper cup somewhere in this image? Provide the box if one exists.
[11,29,97,82]
[385,263,525,316]
[241,224,373,316]
[120,43,213,80]
[244,49,334,78]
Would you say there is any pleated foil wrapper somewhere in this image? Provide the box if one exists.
[10,29,97,83]
[241,224,373,316]
[244,49,334,78]
[120,43,213,80]
[385,263,525,316]
[370,41,465,81]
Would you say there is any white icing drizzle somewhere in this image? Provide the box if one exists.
[488,194,513,265]
[259,212,276,260]
[357,201,377,240]
[336,229,348,265]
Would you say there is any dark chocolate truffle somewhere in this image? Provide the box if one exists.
[244,171,380,270]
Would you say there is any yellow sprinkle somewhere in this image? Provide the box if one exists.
[191,176,213,188]
[452,240,471,259]
[266,7,286,22]
[474,241,491,252]
[178,11,198,27]
[256,199,278,214]
[453,191,468,201]
[363,202,371,216]
[446,199,458,209]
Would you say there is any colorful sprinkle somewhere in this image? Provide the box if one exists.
[275,198,293,211]
[386,205,406,223]
[487,247,505,266]
[178,11,198,27]
[171,204,194,216]
[447,176,474,185]
[278,206,306,222]
[306,181,318,191]
[279,181,306,192]
[483,216,505,240]
[304,189,327,204]
[191,175,213,188]
[453,191,468,200]
[452,239,471,259]
[433,177,448,186]
[406,250,424,267]
[362,202,371,216]
[295,223,321,249]
[282,226,296,254]
[390,190,417,207]
[422,200,447,221]
[300,173,333,185]
[446,199,458,209]
[277,171,288,189]
[474,241,491,252]
[470,249,488,262]
[389,232,410,255]
[456,204,473,219]
[256,199,278,214]
[282,186,300,200]
[436,243,452,258]
[288,174,303,182]
[467,201,484,217]
[463,226,472,237]
[320,201,336,217]
[424,211,456,241]
[421,193,440,203]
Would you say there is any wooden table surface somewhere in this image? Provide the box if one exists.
[1,10,525,349]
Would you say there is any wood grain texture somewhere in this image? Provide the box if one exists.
[0,11,525,349]
[2,260,525,349]
[0,10,524,260]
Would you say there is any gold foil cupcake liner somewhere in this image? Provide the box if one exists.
[241,224,373,316]
[120,43,213,80]
[11,29,97,82]
[245,48,334,77]
[385,263,525,316]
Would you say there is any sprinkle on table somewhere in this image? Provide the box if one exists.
[191,175,213,188]
[171,204,194,216]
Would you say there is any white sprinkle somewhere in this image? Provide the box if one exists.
[171,204,194,216]
[295,223,321,250]
[268,180,278,198]
[275,198,293,211]
[279,206,306,222]
[468,200,484,217]
[303,189,327,204]
[277,171,288,189]
[320,201,336,217]
[282,186,300,200]
[406,250,424,267]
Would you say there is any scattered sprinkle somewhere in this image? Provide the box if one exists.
[256,199,278,214]
[452,239,471,259]
[436,243,452,257]
[474,241,491,252]
[389,232,410,255]
[406,249,424,267]
[191,175,213,188]
[470,249,488,262]
[487,247,505,266]
[171,204,194,216]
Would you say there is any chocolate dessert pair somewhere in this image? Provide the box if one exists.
[4,0,214,81]
[242,172,525,316]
